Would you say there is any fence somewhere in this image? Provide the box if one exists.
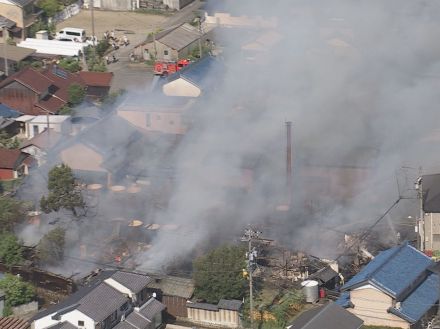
[52,1,83,25]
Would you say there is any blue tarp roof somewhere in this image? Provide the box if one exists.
[342,243,433,299]
[0,103,21,118]
[390,272,439,323]
[335,291,351,308]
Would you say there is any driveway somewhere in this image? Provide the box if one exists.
[57,1,202,93]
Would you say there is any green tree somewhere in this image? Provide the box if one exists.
[36,226,65,265]
[193,245,247,303]
[0,131,19,149]
[67,83,86,106]
[0,232,23,267]
[37,0,61,17]
[40,163,85,216]
[58,57,81,73]
[0,197,26,231]
[0,274,35,316]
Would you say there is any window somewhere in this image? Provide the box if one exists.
[164,50,169,56]
[120,302,129,312]
[32,125,39,136]
[146,113,151,127]
[78,321,84,327]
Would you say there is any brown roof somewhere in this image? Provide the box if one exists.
[41,65,85,102]
[0,45,35,62]
[0,317,30,329]
[0,147,25,169]
[35,95,66,114]
[0,67,54,95]
[21,129,62,150]
[79,71,113,87]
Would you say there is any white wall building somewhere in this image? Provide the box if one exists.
[15,115,71,139]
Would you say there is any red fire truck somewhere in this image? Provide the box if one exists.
[153,59,190,76]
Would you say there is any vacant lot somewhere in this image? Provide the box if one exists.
[56,10,168,45]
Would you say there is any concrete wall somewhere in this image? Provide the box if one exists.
[423,212,440,251]
[187,308,240,328]
[349,287,409,329]
[33,310,95,329]
[163,78,201,97]
[99,0,137,11]
[118,109,186,134]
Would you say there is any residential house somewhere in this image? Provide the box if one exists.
[0,44,35,75]
[286,302,363,329]
[20,129,62,165]
[160,56,223,97]
[0,102,22,135]
[0,317,30,329]
[117,94,194,135]
[336,242,439,329]
[0,146,32,179]
[146,275,194,319]
[186,299,242,328]
[418,173,440,252]
[15,115,70,139]
[0,0,42,40]
[133,23,208,62]
[31,270,164,329]
[0,65,84,115]
[79,71,113,99]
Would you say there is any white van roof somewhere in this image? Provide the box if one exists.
[59,27,85,33]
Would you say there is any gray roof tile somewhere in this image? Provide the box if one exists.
[218,299,242,311]
[111,271,152,294]
[157,23,200,51]
[125,312,150,329]
[77,283,129,322]
[138,298,165,320]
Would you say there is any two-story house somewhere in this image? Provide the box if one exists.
[31,270,165,329]
[0,0,42,40]
[336,242,439,329]
[418,173,440,253]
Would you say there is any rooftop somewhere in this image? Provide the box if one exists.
[157,23,201,51]
[0,103,21,118]
[147,276,194,299]
[0,317,29,329]
[21,129,63,150]
[79,71,113,87]
[109,271,152,294]
[287,302,363,329]
[0,147,28,169]
[0,44,35,62]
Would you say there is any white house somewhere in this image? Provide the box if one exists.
[31,271,163,329]
[15,115,71,139]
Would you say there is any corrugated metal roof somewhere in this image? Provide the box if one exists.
[342,243,433,300]
[0,104,21,118]
[157,23,201,51]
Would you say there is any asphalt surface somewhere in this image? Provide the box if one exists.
[107,0,203,93]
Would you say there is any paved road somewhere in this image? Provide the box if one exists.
[107,0,203,93]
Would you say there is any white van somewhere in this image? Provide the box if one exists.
[55,28,86,42]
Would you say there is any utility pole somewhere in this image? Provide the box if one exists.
[90,0,96,66]
[198,18,202,59]
[242,228,261,329]
[3,26,8,76]
[415,169,424,251]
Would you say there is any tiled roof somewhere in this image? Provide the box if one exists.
[113,321,136,329]
[125,312,150,329]
[79,71,113,87]
[0,317,30,329]
[218,299,242,311]
[21,129,63,150]
[77,283,129,322]
[0,147,27,169]
[0,44,35,62]
[0,15,16,29]
[0,103,21,117]
[157,23,201,51]
[0,67,53,95]
[138,298,165,320]
[287,302,363,329]
[41,65,85,102]
[389,272,439,323]
[35,95,66,114]
[6,0,35,8]
[110,271,152,294]
[342,243,433,300]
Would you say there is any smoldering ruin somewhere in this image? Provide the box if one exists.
[14,0,440,282]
